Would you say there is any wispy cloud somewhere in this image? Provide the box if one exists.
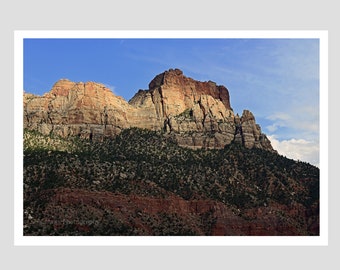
[121,39,320,167]
[265,104,319,138]
[267,112,291,122]
[24,37,321,166]
[104,84,117,95]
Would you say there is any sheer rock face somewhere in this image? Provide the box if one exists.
[130,68,231,118]
[23,69,275,152]
[234,110,274,151]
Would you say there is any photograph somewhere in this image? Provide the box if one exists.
[15,31,327,245]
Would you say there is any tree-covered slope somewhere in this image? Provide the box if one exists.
[23,128,319,236]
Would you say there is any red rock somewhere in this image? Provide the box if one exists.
[36,188,318,236]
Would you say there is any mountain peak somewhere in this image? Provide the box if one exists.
[148,68,183,89]
[136,68,231,115]
[49,79,76,96]
[24,69,275,152]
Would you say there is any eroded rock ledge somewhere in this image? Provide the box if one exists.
[24,68,275,152]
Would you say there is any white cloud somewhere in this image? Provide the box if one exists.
[265,105,319,141]
[266,123,280,133]
[265,112,290,132]
[104,84,116,94]
[268,135,319,167]
[266,112,291,122]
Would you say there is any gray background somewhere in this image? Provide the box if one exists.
[2,0,337,269]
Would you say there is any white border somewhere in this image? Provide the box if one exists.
[14,31,24,243]
[14,30,328,246]
[319,31,328,244]
[15,30,328,40]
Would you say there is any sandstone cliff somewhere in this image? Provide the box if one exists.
[24,69,275,152]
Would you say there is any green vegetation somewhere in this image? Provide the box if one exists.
[23,128,319,236]
[173,108,194,121]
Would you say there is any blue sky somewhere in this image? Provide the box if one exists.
[23,38,320,166]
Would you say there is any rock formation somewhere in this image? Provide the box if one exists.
[23,68,275,152]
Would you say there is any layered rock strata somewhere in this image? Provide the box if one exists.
[23,69,275,152]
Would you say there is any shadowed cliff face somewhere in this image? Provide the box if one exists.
[23,68,275,152]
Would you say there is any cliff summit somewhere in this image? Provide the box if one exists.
[24,68,275,152]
